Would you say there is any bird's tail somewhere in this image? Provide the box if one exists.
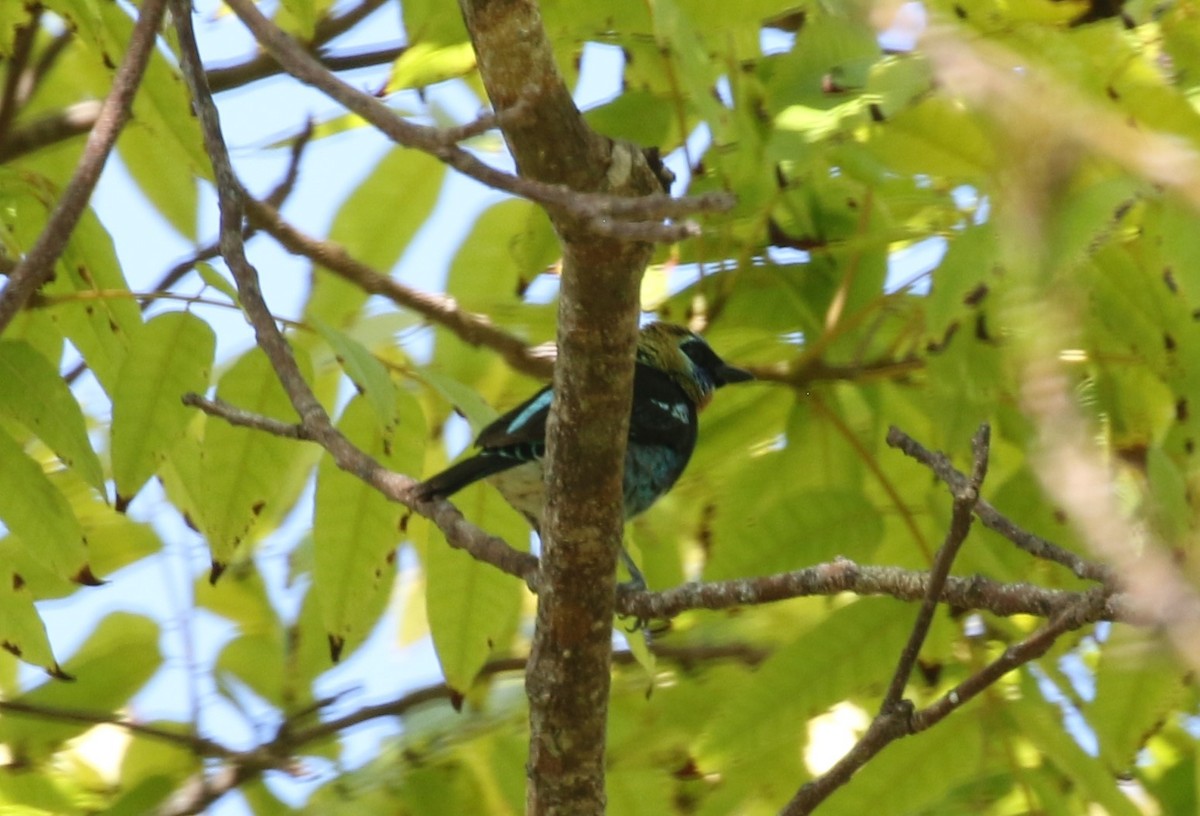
[414,454,514,501]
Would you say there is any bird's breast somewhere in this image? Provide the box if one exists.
[623,443,688,518]
[487,460,546,527]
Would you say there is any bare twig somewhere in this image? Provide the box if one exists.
[887,425,1110,582]
[880,424,989,715]
[244,195,554,379]
[617,557,1127,622]
[142,119,314,307]
[181,393,540,587]
[181,389,1134,626]
[206,0,392,93]
[746,354,925,387]
[220,0,734,240]
[0,0,166,334]
[158,763,261,816]
[780,587,1110,815]
[0,699,234,758]
[0,101,101,163]
[181,394,313,440]
[154,643,764,815]
[0,5,43,147]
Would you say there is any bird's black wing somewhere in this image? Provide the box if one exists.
[416,386,552,500]
[474,385,552,449]
[415,452,522,499]
[628,364,698,456]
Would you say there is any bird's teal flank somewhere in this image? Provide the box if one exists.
[416,322,752,577]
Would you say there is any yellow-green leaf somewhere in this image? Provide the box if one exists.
[313,393,423,662]
[0,572,59,675]
[0,339,105,494]
[313,320,398,430]
[111,311,215,502]
[193,347,317,571]
[0,613,160,760]
[424,483,527,692]
[0,426,88,581]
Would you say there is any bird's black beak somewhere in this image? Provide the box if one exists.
[714,363,754,386]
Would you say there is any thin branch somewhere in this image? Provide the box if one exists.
[0,5,43,147]
[780,587,1110,815]
[158,763,261,816]
[155,642,765,815]
[746,354,926,387]
[0,699,235,759]
[887,425,1111,582]
[136,119,314,311]
[0,101,101,163]
[617,557,1128,623]
[181,394,314,440]
[243,195,553,379]
[183,391,1137,628]
[880,424,989,715]
[28,29,73,104]
[205,0,392,93]
[908,587,1110,731]
[181,394,540,587]
[0,2,386,163]
[220,0,734,239]
[0,0,166,334]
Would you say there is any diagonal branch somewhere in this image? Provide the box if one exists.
[780,586,1111,815]
[219,0,733,241]
[243,196,553,379]
[0,5,43,148]
[880,423,989,715]
[170,0,537,592]
[0,0,167,335]
[180,393,539,586]
[153,643,765,815]
[887,425,1110,582]
[177,392,1133,628]
[0,699,235,759]
[205,0,392,93]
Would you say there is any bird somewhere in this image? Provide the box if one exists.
[415,322,752,585]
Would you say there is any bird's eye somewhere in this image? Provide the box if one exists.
[679,338,722,372]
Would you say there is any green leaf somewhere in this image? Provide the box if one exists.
[423,483,527,692]
[389,42,477,91]
[305,148,447,326]
[191,346,318,572]
[445,199,558,313]
[39,207,142,393]
[417,366,500,433]
[111,311,216,502]
[707,466,884,580]
[0,613,160,760]
[0,426,89,581]
[863,96,995,182]
[0,768,77,814]
[312,320,398,430]
[1088,628,1185,769]
[0,572,59,675]
[216,632,286,709]
[313,393,424,663]
[699,599,911,767]
[0,339,105,494]
[117,121,199,240]
[194,261,240,303]
[645,0,730,135]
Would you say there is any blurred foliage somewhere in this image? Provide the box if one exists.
[1,0,1199,812]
